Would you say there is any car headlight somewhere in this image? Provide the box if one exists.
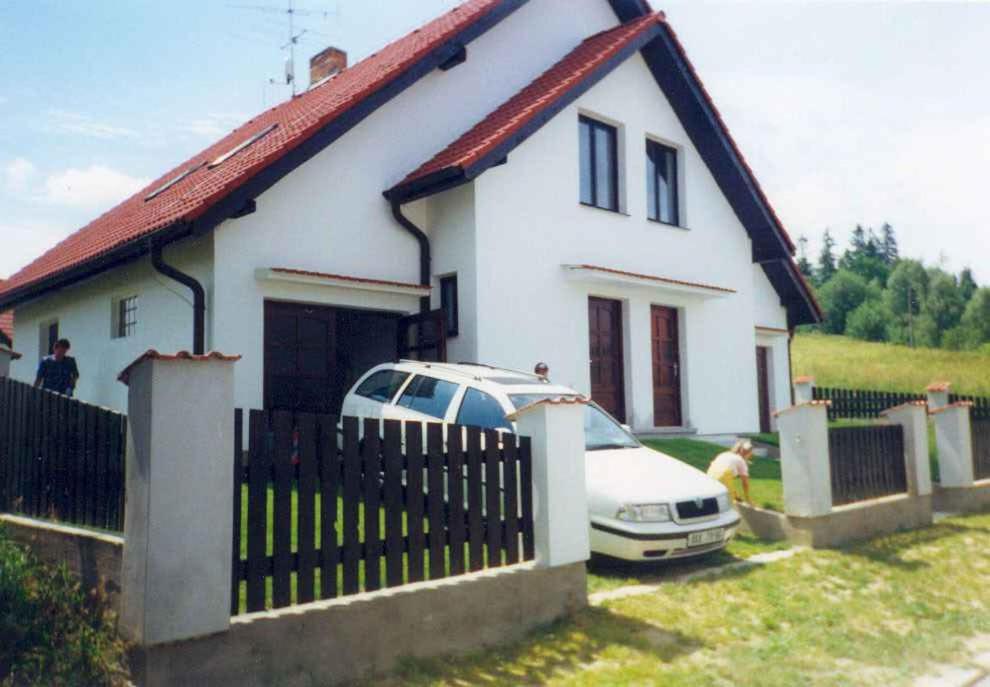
[616,503,671,522]
[716,493,732,512]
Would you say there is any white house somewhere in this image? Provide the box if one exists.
[0,0,820,436]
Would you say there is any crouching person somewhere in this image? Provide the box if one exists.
[707,439,754,506]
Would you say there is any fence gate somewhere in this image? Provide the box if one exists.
[231,410,535,615]
[972,419,990,481]
[0,377,127,532]
[828,424,907,506]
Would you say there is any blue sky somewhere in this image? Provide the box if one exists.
[2,1,988,281]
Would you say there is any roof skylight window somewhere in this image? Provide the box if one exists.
[143,162,205,202]
[208,123,279,169]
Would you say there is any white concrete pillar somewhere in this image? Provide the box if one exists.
[117,350,239,646]
[880,402,932,496]
[931,402,975,488]
[0,346,20,377]
[793,376,815,405]
[926,381,951,411]
[776,401,832,517]
[510,398,590,568]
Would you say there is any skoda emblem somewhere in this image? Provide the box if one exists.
[694,498,704,509]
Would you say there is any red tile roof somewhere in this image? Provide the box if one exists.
[394,13,664,190]
[566,263,736,294]
[0,280,13,344]
[0,0,512,305]
[118,350,242,386]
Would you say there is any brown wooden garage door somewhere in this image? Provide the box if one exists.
[588,297,626,423]
[264,301,403,415]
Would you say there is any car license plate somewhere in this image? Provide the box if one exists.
[687,528,724,547]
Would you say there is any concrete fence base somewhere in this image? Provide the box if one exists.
[129,560,587,687]
[1,513,123,612]
[933,480,990,514]
[738,494,933,548]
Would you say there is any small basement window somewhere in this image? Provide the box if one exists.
[579,115,619,212]
[208,123,279,169]
[40,320,59,356]
[646,139,679,225]
[112,295,138,339]
[440,274,458,337]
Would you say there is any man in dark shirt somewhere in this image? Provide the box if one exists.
[34,338,79,396]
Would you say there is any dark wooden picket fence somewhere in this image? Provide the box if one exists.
[813,387,924,420]
[812,386,990,421]
[231,409,535,615]
[951,395,990,421]
[828,424,907,506]
[0,377,127,531]
[972,419,990,481]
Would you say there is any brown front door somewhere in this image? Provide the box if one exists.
[588,297,626,422]
[651,305,682,427]
[756,346,772,433]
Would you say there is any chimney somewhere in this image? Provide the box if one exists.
[310,47,347,86]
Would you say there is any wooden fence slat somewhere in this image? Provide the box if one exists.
[296,413,318,604]
[405,422,425,583]
[341,416,361,596]
[426,422,445,580]
[231,408,243,615]
[94,409,109,529]
[318,413,339,600]
[362,417,382,592]
[382,419,404,588]
[447,427,466,576]
[271,411,294,608]
[465,426,484,572]
[519,436,535,561]
[245,410,269,613]
[502,434,520,565]
[484,429,502,567]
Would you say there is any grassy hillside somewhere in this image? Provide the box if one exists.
[792,333,990,396]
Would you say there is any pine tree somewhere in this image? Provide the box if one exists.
[797,236,815,283]
[850,224,868,252]
[880,223,899,265]
[960,267,978,303]
[817,229,837,283]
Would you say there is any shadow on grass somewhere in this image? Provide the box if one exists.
[387,605,705,686]
[836,519,988,571]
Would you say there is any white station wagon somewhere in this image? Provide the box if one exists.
[341,361,741,561]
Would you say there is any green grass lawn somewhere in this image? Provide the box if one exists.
[380,512,990,687]
[644,438,784,512]
[793,332,990,396]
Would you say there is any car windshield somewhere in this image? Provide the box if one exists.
[507,394,639,451]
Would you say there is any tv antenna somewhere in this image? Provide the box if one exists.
[228,1,339,97]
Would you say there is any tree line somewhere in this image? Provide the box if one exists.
[796,224,990,352]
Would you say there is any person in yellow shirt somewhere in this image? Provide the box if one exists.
[707,439,755,505]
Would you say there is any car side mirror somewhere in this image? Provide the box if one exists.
[621,424,632,434]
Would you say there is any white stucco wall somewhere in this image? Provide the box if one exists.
[210,0,622,411]
[8,236,213,412]
[462,51,790,434]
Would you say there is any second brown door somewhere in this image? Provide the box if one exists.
[588,297,626,423]
[651,305,682,427]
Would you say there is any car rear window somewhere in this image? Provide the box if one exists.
[354,369,409,403]
[456,387,512,431]
[397,375,459,419]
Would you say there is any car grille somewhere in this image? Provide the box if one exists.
[675,497,719,520]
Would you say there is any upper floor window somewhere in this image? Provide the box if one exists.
[440,275,458,337]
[40,320,59,355]
[579,116,618,211]
[112,295,138,339]
[646,139,679,225]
